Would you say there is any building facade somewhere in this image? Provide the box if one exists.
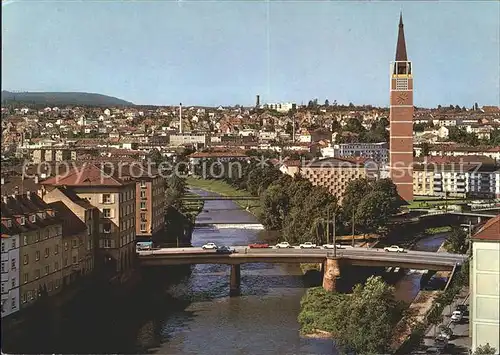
[389,14,414,202]
[470,216,500,353]
[1,231,20,318]
[321,142,389,165]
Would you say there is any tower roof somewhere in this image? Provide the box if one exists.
[395,12,408,61]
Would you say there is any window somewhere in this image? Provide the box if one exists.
[103,208,111,218]
[72,256,77,264]
[45,265,49,275]
[64,242,68,251]
[11,259,16,270]
[103,223,112,234]
[44,230,49,239]
[140,223,147,232]
[35,232,40,242]
[140,202,146,210]
[55,244,59,255]
[140,181,147,188]
[103,239,112,248]
[64,258,68,267]
[54,262,59,271]
[23,273,28,284]
[11,296,16,309]
[30,215,36,223]
[35,251,40,261]
[6,219,12,228]
[23,235,28,246]
[140,213,146,221]
[103,194,112,204]
[20,217,25,225]
[12,239,16,249]
[1,242,5,252]
[11,277,16,288]
[140,190,146,199]
[23,254,29,265]
[72,239,77,248]
[44,248,49,258]
[1,261,6,273]
[48,282,53,292]
[35,269,40,279]
[1,283,4,293]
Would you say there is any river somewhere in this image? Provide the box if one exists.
[3,188,447,354]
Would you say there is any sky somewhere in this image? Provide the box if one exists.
[2,0,499,107]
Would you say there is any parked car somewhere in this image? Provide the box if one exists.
[384,245,405,253]
[450,310,463,322]
[322,244,344,249]
[202,242,218,250]
[248,242,269,249]
[299,242,317,249]
[216,246,235,254]
[275,242,292,248]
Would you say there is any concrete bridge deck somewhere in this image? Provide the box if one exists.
[138,246,466,270]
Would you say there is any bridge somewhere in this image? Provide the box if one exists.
[138,247,467,296]
[182,196,259,201]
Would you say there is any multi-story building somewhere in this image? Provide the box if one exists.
[470,215,500,352]
[389,14,414,202]
[260,102,296,113]
[41,164,136,277]
[169,133,210,148]
[1,193,63,309]
[1,227,20,318]
[298,157,380,203]
[413,157,499,199]
[321,142,389,165]
[41,187,99,278]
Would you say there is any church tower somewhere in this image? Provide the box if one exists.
[390,13,414,202]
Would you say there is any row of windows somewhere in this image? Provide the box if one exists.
[22,280,61,303]
[22,241,78,266]
[1,238,17,252]
[23,227,61,246]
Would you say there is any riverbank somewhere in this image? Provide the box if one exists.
[186,176,261,217]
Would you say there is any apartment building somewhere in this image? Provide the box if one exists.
[470,216,500,352]
[42,187,99,277]
[1,230,20,318]
[41,164,136,276]
[1,193,63,310]
[299,157,380,203]
[321,142,389,164]
[413,157,499,199]
[169,133,210,148]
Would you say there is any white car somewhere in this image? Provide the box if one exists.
[322,244,344,249]
[275,242,292,248]
[202,242,218,250]
[299,242,317,249]
[384,245,405,253]
[451,310,463,322]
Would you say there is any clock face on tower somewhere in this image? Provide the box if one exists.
[396,92,409,105]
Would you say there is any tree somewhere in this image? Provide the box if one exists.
[474,344,497,355]
[444,226,469,254]
[324,99,330,107]
[259,184,289,230]
[344,117,365,134]
[298,276,403,354]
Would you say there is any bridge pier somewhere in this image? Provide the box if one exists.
[322,258,343,292]
[229,264,241,297]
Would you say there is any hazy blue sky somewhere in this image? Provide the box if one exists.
[2,0,499,107]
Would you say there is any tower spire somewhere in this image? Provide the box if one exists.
[395,12,408,61]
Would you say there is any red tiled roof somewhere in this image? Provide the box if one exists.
[473,215,500,241]
[41,163,131,187]
[188,151,248,158]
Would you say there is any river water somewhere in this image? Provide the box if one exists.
[4,189,447,354]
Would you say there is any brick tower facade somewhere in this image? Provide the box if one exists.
[390,13,414,202]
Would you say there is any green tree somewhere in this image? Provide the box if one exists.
[473,344,497,355]
[444,227,469,254]
[259,184,289,230]
[324,99,330,107]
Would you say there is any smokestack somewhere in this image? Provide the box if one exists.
[179,103,183,134]
[256,95,260,108]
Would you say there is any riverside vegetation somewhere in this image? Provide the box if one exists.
[190,158,403,245]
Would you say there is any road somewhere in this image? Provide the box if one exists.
[415,288,471,354]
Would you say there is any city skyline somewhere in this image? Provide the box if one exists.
[2,0,499,107]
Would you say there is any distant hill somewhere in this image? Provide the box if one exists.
[1,91,134,107]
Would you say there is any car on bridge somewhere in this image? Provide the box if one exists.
[322,244,344,249]
[216,246,235,254]
[202,243,218,250]
[299,242,318,249]
[275,242,293,248]
[383,245,406,253]
[248,242,270,249]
